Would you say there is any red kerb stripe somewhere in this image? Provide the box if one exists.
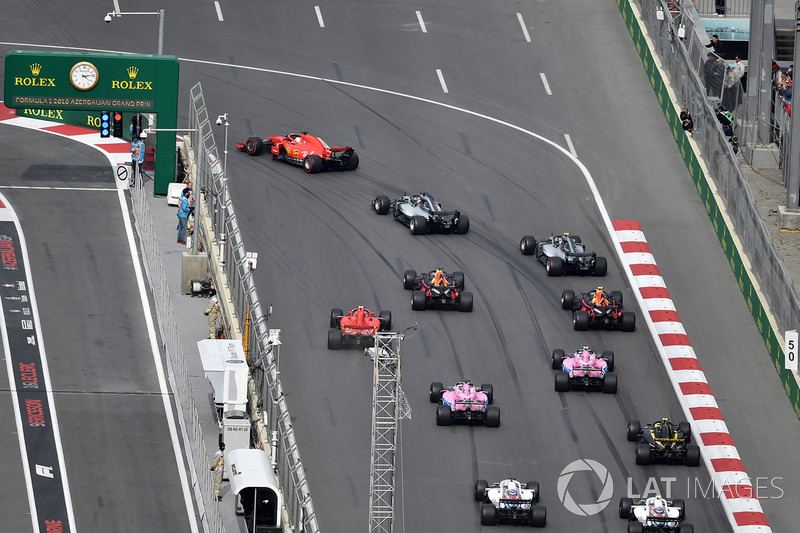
[612,220,641,231]
[42,124,96,135]
[711,457,746,472]
[660,333,691,346]
[650,309,680,322]
[621,241,651,253]
[640,286,671,299]
[720,484,753,499]
[733,512,770,526]
[679,381,711,395]
[700,432,734,446]
[630,264,661,276]
[690,406,723,420]
[669,357,700,371]
[96,143,132,153]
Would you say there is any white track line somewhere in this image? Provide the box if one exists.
[436,69,448,93]
[315,6,325,28]
[564,134,577,157]
[540,73,552,95]
[416,11,427,33]
[214,1,224,21]
[516,13,531,43]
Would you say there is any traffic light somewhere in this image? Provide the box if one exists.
[113,112,124,138]
[100,111,111,138]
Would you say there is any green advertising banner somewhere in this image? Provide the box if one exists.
[616,0,800,420]
[4,50,179,194]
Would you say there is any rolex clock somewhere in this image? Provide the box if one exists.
[70,61,99,91]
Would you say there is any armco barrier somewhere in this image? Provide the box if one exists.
[616,0,800,420]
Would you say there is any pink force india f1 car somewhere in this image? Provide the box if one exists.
[551,346,617,394]
[429,380,500,427]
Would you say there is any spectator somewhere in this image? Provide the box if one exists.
[705,35,724,57]
[772,61,782,82]
[733,56,746,83]
[722,64,739,110]
[703,53,718,96]
[177,188,191,245]
[716,105,733,137]
[710,57,726,98]
[715,0,726,17]
[680,108,694,135]
[130,135,145,185]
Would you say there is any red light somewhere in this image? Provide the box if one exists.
[114,113,123,121]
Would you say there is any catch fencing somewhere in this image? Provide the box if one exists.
[187,82,321,533]
[129,171,224,532]
[622,0,800,412]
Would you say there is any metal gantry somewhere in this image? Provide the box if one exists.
[368,331,411,533]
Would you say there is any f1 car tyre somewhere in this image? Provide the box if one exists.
[628,521,644,533]
[685,444,701,467]
[459,292,474,312]
[561,289,575,309]
[530,505,547,528]
[602,351,615,371]
[474,479,489,502]
[379,310,392,331]
[403,269,417,290]
[330,308,343,328]
[525,481,540,503]
[245,136,264,156]
[635,443,652,465]
[485,406,500,427]
[345,152,359,171]
[455,215,470,234]
[374,195,391,215]
[619,497,633,519]
[435,405,452,426]
[546,257,563,276]
[479,383,494,404]
[673,498,686,519]
[622,312,636,332]
[612,290,623,305]
[627,420,641,441]
[570,235,582,243]
[593,256,608,276]
[678,523,694,533]
[480,503,497,526]
[574,311,590,331]
[602,372,618,394]
[520,235,536,255]
[551,349,566,370]
[411,290,427,311]
[303,154,323,174]
[409,215,427,235]
[678,422,692,442]
[429,382,443,403]
[555,371,570,392]
[452,271,465,288]
[327,329,343,350]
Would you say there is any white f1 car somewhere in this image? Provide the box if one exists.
[473,478,546,527]
[619,495,694,533]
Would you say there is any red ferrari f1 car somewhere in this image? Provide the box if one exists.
[328,306,391,350]
[237,131,359,173]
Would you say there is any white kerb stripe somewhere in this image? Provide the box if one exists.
[652,321,687,335]
[683,394,718,409]
[672,370,706,383]
[662,345,696,358]
[624,252,656,265]
[704,445,741,460]
[694,419,730,434]
[641,298,677,311]
[632,275,667,288]
[616,230,647,242]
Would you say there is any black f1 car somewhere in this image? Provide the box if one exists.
[373,192,469,235]
[619,496,693,533]
[403,268,473,312]
[429,380,499,427]
[520,232,607,276]
[627,418,701,466]
[561,287,636,331]
[473,478,546,527]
